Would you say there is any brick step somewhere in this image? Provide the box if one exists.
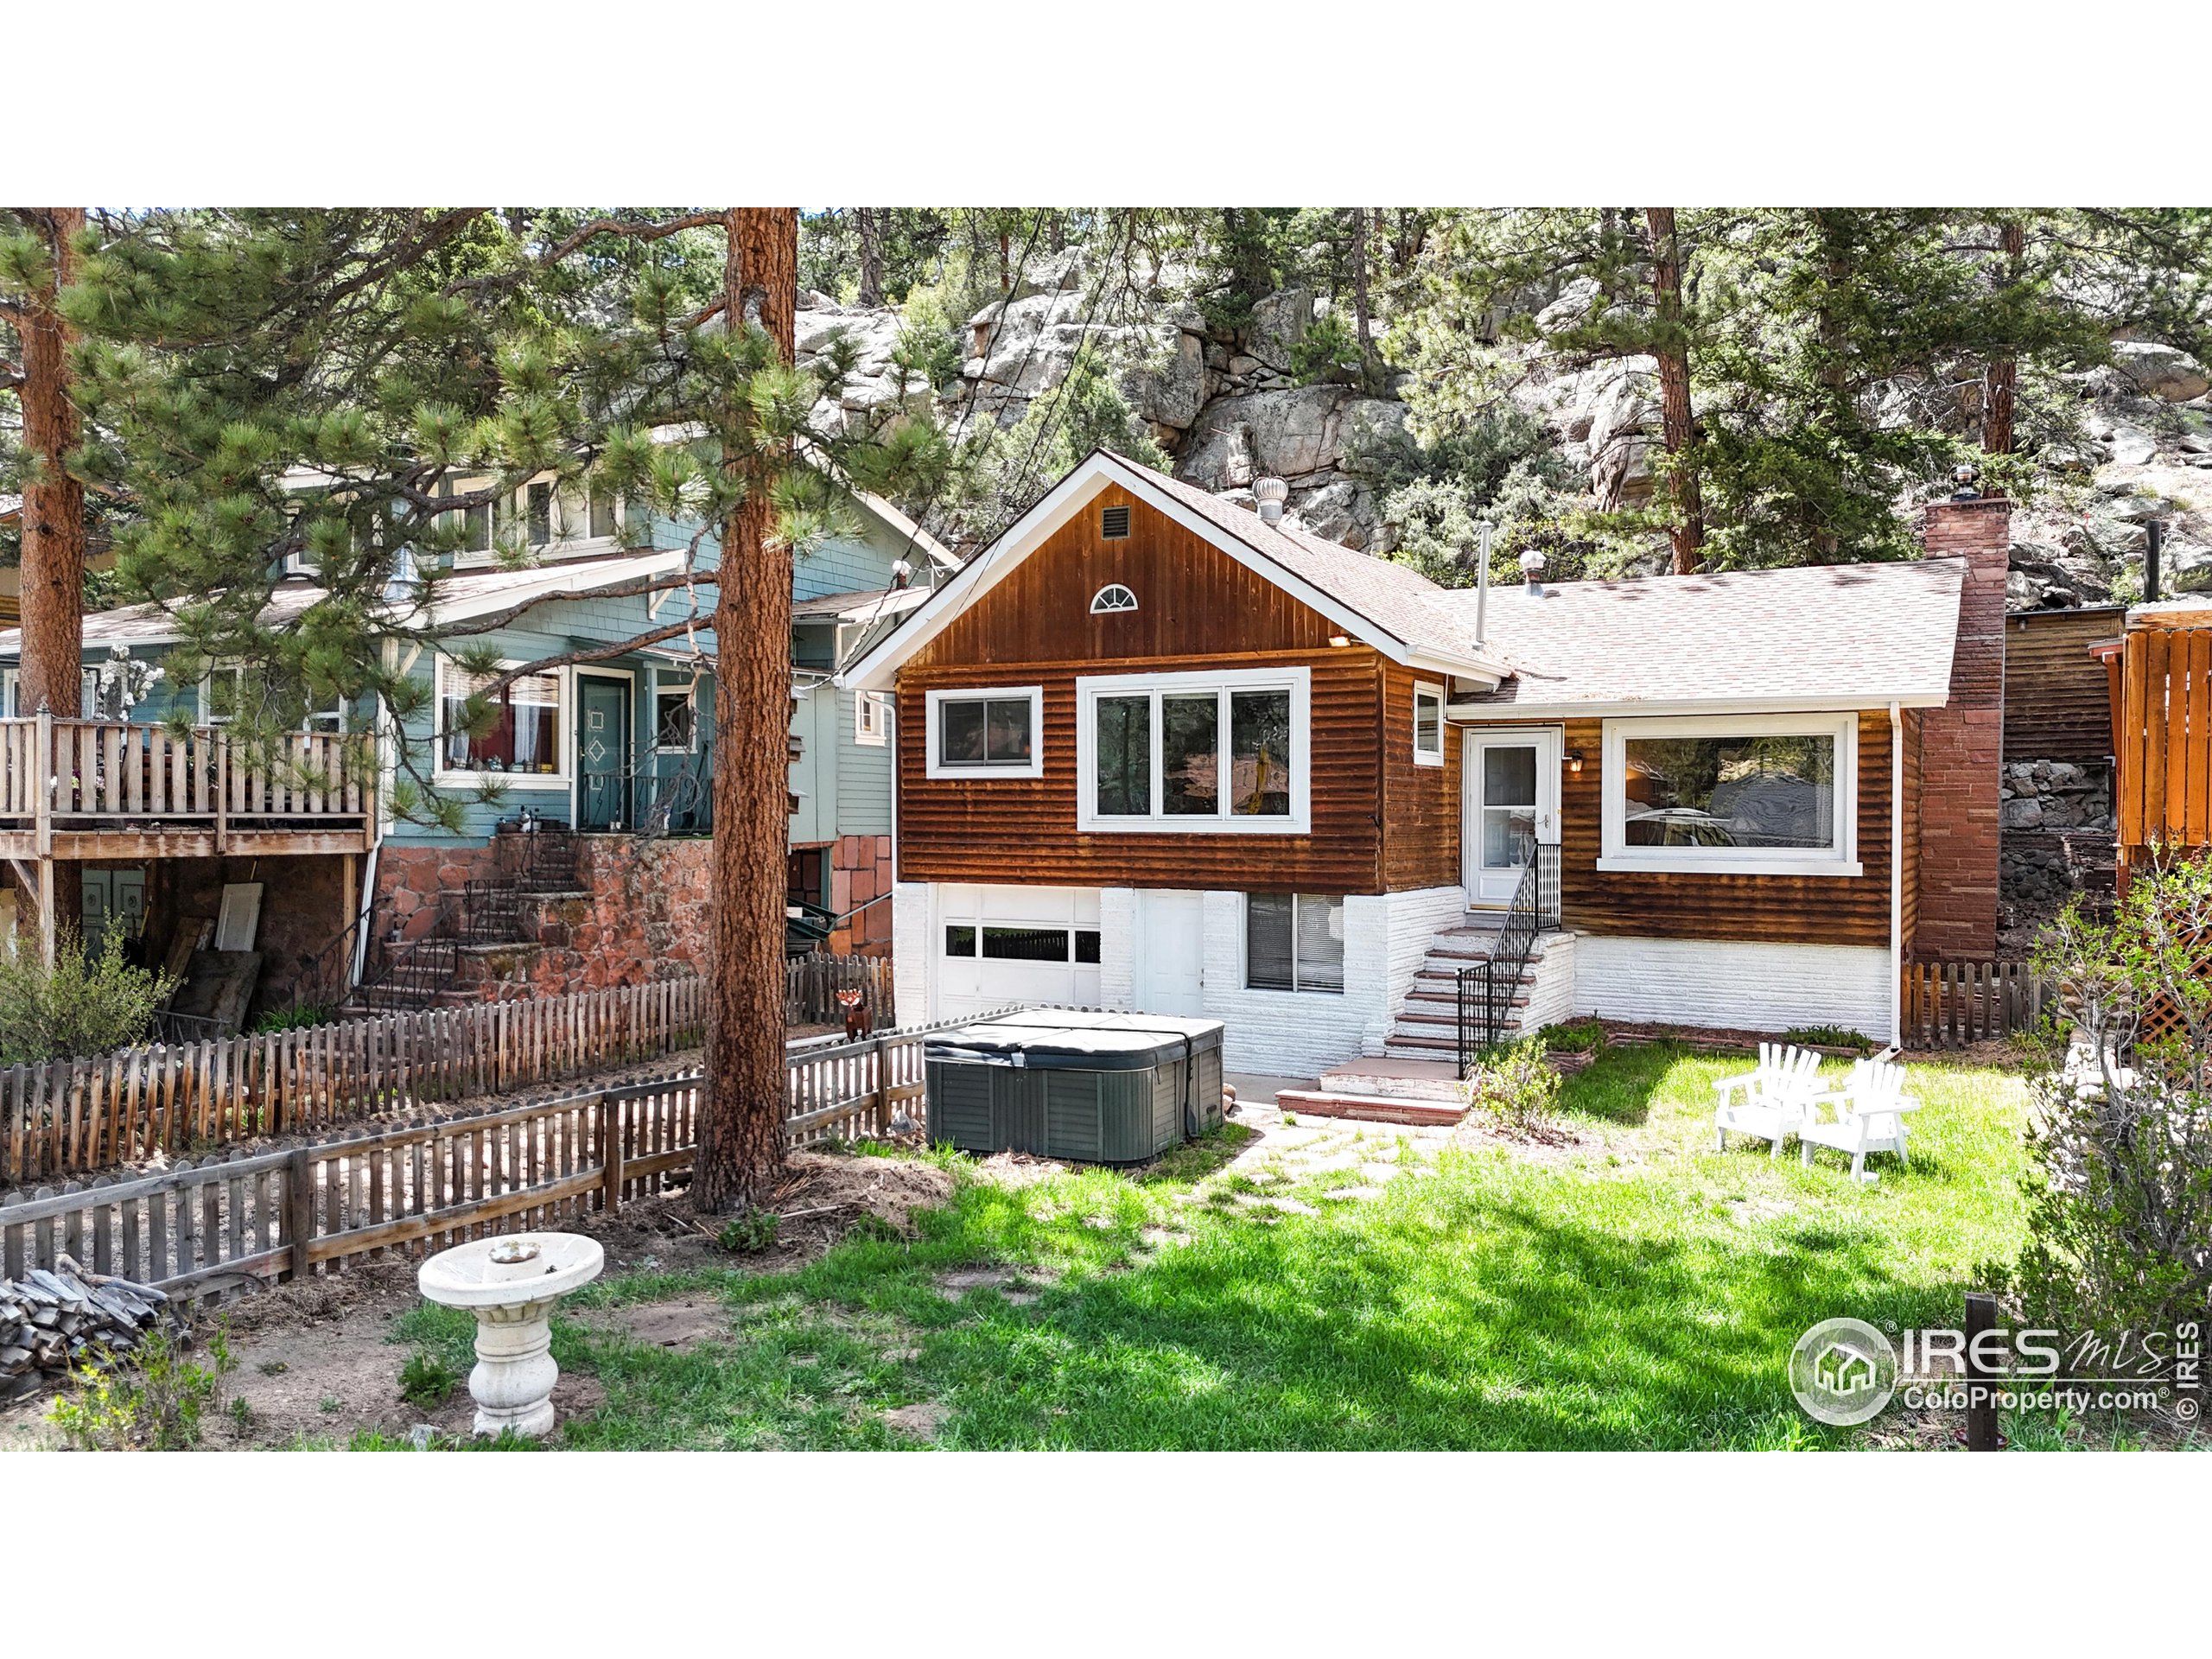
[1271,1089,1467,1128]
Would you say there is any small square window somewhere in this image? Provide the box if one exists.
[1245,893,1344,994]
[1075,928,1102,964]
[944,925,978,957]
[855,691,890,747]
[930,689,1040,775]
[655,689,696,752]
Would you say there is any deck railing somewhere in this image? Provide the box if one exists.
[0,714,372,851]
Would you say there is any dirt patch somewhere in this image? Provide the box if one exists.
[883,1399,946,1440]
[587,1294,734,1351]
[971,1150,1072,1189]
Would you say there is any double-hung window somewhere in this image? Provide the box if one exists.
[437,658,566,782]
[1245,893,1344,993]
[1599,712,1860,877]
[925,686,1043,779]
[1077,666,1310,833]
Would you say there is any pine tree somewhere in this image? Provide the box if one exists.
[0,207,91,946]
[66,207,938,1213]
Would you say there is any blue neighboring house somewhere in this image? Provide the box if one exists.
[0,470,950,1018]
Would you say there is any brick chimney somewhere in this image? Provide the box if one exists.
[1913,482,2010,960]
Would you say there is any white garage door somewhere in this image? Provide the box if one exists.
[937,885,1103,1020]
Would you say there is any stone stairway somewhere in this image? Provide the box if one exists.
[1383,916,1575,1060]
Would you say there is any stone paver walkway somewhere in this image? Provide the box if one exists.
[1209,1080,1465,1217]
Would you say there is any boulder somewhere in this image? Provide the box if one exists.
[2001,797,2045,831]
[1130,330,1207,430]
[1176,385,1405,491]
[2113,340,2211,404]
[1245,287,1314,371]
[2107,423,2159,466]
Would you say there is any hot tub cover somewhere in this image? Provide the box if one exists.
[925,1008,1224,1071]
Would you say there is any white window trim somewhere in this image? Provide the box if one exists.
[1089,583,1139,614]
[1598,711,1862,877]
[1413,681,1446,768]
[855,689,891,747]
[443,473,626,569]
[1075,665,1313,835]
[651,667,700,754]
[434,655,571,789]
[198,664,346,733]
[1242,892,1347,995]
[925,684,1045,780]
[3,668,102,721]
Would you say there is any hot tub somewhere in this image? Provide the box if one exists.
[924,1009,1227,1163]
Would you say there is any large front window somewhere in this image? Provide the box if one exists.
[440,662,564,778]
[1600,714,1859,876]
[1077,667,1309,832]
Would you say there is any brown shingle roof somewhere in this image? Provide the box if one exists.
[1140,466,1499,669]
[1459,557,1966,711]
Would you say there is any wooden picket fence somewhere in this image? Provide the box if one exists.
[1899,959,2048,1049]
[1,977,709,1187]
[785,951,893,1027]
[0,1011,994,1301]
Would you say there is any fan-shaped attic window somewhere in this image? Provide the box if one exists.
[1090,583,1139,615]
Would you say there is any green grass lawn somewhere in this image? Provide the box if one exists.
[391,1045,2036,1450]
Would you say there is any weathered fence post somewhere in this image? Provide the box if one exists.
[285,1145,314,1282]
[598,1092,623,1215]
[1964,1289,2001,1452]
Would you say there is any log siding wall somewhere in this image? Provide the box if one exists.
[898,487,1417,893]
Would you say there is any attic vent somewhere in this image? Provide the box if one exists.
[1090,583,1139,614]
[1099,505,1131,540]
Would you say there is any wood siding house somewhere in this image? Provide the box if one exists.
[844,451,2007,1073]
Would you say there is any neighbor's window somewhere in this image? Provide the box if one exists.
[1601,715,1856,874]
[441,663,563,776]
[439,477,493,558]
[1246,893,1344,994]
[654,687,696,752]
[588,490,619,542]
[1078,668,1308,832]
[526,481,554,548]
[927,687,1042,777]
[1413,683,1445,766]
[855,690,890,747]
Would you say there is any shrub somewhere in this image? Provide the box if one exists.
[1782,1025,1876,1054]
[717,1210,780,1254]
[48,1323,235,1451]
[251,1002,336,1035]
[398,1350,460,1408]
[0,928,180,1065]
[1467,1035,1561,1135]
[1999,861,2212,1332]
[1541,1019,1607,1055]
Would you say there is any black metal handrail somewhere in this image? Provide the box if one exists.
[1457,842,1560,1078]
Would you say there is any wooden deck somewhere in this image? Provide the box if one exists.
[0,714,372,861]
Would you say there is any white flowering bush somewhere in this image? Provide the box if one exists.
[2007,859,2212,1332]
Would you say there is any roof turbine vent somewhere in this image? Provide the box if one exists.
[1519,547,1547,596]
[1253,476,1288,525]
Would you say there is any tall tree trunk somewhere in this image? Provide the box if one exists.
[694,207,798,1216]
[1810,210,1852,560]
[998,226,1011,295]
[16,207,87,946]
[1982,217,2025,455]
[1644,207,1704,575]
[855,207,884,308]
[1349,207,1378,393]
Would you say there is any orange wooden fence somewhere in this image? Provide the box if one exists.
[2116,624,2212,861]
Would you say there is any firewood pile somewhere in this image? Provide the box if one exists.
[0,1261,173,1402]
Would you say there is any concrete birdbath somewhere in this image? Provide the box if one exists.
[417,1233,604,1439]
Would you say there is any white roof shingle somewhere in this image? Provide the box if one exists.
[1459,557,1966,713]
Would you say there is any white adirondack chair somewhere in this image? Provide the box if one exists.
[1713,1043,1823,1156]
[1799,1058,1922,1182]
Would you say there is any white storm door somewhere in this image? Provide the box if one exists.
[1463,729,1560,908]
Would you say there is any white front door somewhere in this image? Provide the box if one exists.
[1463,728,1561,908]
[1136,889,1206,1016]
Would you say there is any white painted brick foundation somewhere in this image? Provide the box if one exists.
[1572,935,1891,1040]
[1370,886,1474,1056]
[1098,887,1138,1009]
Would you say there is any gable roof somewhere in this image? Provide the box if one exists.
[837,450,1512,690]
[0,550,695,657]
[1454,557,1966,715]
